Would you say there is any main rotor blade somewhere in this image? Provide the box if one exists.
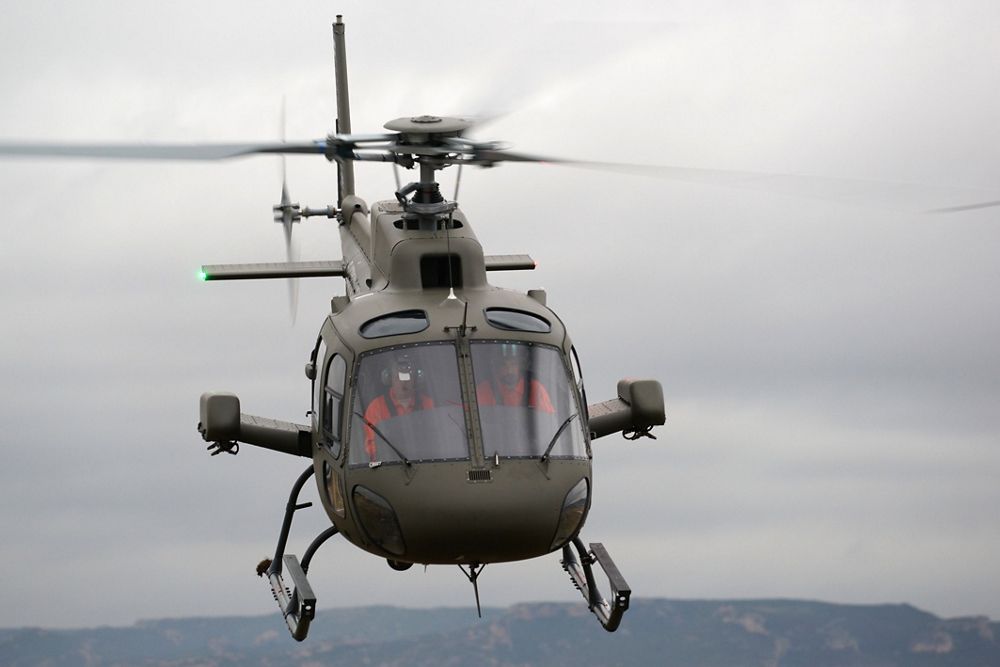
[925,199,1000,214]
[0,140,327,160]
[472,149,1000,214]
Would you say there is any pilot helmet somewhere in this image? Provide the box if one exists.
[382,352,418,385]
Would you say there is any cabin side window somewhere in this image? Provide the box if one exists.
[323,460,346,517]
[323,354,347,457]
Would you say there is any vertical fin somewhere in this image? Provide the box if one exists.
[332,15,355,205]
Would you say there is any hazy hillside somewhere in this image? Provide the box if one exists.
[2,599,997,666]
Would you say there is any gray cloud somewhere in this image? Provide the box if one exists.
[1,0,999,629]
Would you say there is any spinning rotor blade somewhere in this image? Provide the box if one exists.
[281,203,300,324]
[0,141,327,160]
[925,199,1000,214]
[278,97,300,324]
[466,148,1000,214]
[277,177,300,320]
[4,124,994,214]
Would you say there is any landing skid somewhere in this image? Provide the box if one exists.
[267,554,316,641]
[560,537,631,632]
[259,466,339,641]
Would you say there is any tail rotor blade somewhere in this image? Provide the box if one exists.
[283,218,300,324]
[279,97,299,324]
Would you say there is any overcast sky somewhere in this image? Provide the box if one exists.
[1,0,999,630]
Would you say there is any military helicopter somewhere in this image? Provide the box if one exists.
[0,17,664,640]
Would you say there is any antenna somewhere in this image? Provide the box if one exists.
[445,212,458,301]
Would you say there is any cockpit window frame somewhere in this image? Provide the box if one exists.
[310,335,327,430]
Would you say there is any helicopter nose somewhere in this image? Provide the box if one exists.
[353,460,590,564]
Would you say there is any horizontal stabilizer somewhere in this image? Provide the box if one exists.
[200,260,344,281]
[484,254,535,271]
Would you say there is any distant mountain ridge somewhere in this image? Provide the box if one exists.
[2,599,997,666]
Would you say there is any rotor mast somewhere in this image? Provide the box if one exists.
[332,15,355,204]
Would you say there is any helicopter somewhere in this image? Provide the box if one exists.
[0,16,664,640]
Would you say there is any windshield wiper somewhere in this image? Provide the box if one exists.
[353,411,412,467]
[541,413,578,462]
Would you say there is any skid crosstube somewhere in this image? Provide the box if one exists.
[560,538,631,632]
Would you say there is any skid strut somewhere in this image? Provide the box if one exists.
[560,537,631,632]
[262,465,340,642]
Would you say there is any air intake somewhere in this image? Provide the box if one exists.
[467,469,492,482]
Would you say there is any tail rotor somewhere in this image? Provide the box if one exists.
[274,98,302,323]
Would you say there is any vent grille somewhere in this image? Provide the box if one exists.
[468,469,492,482]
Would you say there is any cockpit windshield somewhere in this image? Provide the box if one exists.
[347,340,586,466]
[471,341,587,460]
[349,343,470,466]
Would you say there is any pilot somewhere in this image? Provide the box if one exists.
[476,344,554,413]
[363,354,434,461]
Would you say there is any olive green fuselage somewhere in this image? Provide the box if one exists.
[306,197,593,565]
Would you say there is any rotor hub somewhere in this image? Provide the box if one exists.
[384,115,474,141]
